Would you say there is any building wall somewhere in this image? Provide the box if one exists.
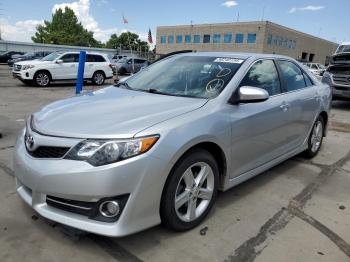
[156,21,338,64]
[156,22,266,54]
[263,22,338,64]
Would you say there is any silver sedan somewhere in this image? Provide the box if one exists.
[14,52,331,237]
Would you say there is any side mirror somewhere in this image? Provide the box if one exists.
[56,59,63,64]
[237,86,269,103]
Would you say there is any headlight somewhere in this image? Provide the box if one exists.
[22,65,35,70]
[65,135,159,166]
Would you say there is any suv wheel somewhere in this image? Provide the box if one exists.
[92,71,105,85]
[303,116,324,158]
[34,71,50,87]
[160,149,218,231]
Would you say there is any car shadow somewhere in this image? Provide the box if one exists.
[332,100,350,110]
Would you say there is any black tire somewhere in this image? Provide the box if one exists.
[160,149,219,231]
[118,67,127,75]
[303,116,325,158]
[33,71,51,87]
[92,71,105,86]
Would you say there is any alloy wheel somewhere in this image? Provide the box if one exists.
[36,73,49,86]
[311,120,323,153]
[174,162,214,222]
[94,73,104,85]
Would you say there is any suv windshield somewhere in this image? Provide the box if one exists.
[41,52,62,61]
[125,55,244,99]
[336,45,350,53]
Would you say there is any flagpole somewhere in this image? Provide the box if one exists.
[122,13,135,74]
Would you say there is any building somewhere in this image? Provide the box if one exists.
[156,21,338,64]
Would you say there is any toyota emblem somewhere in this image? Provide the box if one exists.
[25,133,35,151]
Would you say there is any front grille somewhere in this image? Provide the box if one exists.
[14,64,22,71]
[27,146,70,158]
[46,195,94,216]
[333,75,350,87]
[46,194,129,222]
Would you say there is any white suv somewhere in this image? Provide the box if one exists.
[12,51,113,87]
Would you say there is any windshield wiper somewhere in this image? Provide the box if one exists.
[145,88,200,98]
[114,81,132,89]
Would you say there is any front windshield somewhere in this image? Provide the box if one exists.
[41,52,61,61]
[124,56,244,99]
[336,45,350,53]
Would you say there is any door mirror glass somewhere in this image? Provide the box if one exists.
[56,59,63,64]
[238,86,269,103]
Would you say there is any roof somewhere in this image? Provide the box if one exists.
[176,51,295,60]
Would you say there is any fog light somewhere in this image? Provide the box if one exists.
[99,201,120,218]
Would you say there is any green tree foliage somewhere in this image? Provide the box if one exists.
[32,7,102,47]
[105,32,149,52]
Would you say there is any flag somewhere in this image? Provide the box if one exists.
[122,15,128,24]
[148,28,153,44]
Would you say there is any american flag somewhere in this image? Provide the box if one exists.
[148,28,153,44]
[122,15,128,24]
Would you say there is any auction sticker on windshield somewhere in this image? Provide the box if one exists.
[214,58,244,64]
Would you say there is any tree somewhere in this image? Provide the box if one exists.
[105,32,149,52]
[32,7,102,47]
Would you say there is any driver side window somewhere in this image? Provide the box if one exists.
[239,60,281,96]
[61,54,79,63]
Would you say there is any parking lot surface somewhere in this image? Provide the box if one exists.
[1,64,350,262]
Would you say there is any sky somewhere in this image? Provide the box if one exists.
[0,0,349,46]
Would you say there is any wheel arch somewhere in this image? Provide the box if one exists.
[34,69,52,80]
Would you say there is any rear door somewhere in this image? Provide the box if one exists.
[276,59,319,149]
[230,59,291,177]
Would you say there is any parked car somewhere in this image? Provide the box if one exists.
[12,51,113,87]
[303,63,326,77]
[112,54,127,61]
[115,57,150,74]
[0,51,25,63]
[14,52,330,237]
[322,42,350,100]
[8,51,52,67]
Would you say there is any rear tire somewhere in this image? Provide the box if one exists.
[303,116,324,158]
[92,71,105,86]
[160,149,218,231]
[33,71,51,87]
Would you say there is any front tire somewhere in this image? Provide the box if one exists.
[303,116,324,158]
[92,71,105,86]
[160,149,219,231]
[33,71,51,87]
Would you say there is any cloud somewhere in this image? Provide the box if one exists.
[1,0,150,45]
[1,18,44,42]
[221,1,238,8]
[289,5,325,13]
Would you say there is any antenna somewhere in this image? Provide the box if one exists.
[261,6,266,21]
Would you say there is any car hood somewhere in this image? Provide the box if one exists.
[15,60,50,65]
[331,52,350,64]
[32,86,207,139]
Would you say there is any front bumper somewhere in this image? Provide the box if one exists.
[14,130,169,237]
[12,70,34,80]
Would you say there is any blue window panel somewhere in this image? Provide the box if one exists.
[224,34,232,43]
[168,35,174,44]
[273,36,278,45]
[176,35,183,43]
[267,34,272,45]
[213,34,221,43]
[278,37,283,46]
[194,35,201,43]
[160,36,166,44]
[203,34,211,43]
[247,33,256,43]
[185,35,191,43]
[235,33,244,43]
